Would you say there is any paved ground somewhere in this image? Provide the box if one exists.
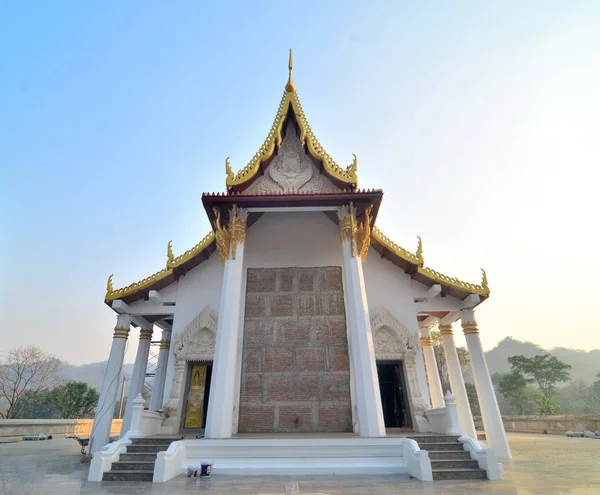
[0,433,598,494]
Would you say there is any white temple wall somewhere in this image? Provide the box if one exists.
[362,251,432,412]
[162,254,224,403]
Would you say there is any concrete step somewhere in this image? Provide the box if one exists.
[417,442,464,451]
[431,459,479,470]
[111,461,156,471]
[432,468,487,481]
[130,437,180,445]
[409,435,461,443]
[102,470,154,482]
[428,450,472,460]
[126,444,169,454]
[119,453,158,462]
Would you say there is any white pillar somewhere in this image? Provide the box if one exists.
[89,314,131,455]
[205,206,247,439]
[461,309,512,459]
[338,205,385,437]
[121,327,153,436]
[150,330,171,411]
[419,323,445,408]
[439,324,477,439]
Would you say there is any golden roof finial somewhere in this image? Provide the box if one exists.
[481,268,489,290]
[106,274,114,294]
[225,156,234,182]
[415,236,424,266]
[285,49,296,93]
[167,240,174,265]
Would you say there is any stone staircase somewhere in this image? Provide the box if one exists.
[410,435,487,481]
[102,437,181,481]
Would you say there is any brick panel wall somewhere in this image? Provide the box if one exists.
[239,267,352,433]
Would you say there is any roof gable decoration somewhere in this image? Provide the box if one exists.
[225,49,358,191]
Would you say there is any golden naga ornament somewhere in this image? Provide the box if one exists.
[416,236,423,264]
[213,207,231,265]
[212,205,247,265]
[167,240,175,266]
[481,268,489,291]
[355,204,373,261]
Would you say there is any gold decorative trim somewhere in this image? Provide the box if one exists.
[356,204,373,261]
[212,205,247,265]
[105,267,174,303]
[139,329,153,340]
[372,227,424,266]
[167,232,215,268]
[461,321,479,335]
[225,57,358,188]
[439,325,453,336]
[420,336,434,347]
[417,266,490,296]
[229,205,247,260]
[159,340,170,350]
[113,327,130,339]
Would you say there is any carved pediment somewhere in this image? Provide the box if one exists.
[370,306,420,361]
[244,120,341,195]
[173,305,218,362]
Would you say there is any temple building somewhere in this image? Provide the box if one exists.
[88,51,510,482]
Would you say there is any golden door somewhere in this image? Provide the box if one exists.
[184,365,207,429]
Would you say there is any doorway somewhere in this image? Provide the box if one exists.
[376,361,412,429]
[182,363,213,431]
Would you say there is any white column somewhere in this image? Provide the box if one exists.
[89,314,131,455]
[338,205,385,437]
[439,324,477,439]
[121,327,153,436]
[205,206,247,439]
[419,323,445,408]
[461,309,512,458]
[149,330,171,411]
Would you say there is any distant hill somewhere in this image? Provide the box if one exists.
[484,337,600,383]
[59,361,135,394]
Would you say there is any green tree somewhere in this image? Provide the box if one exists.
[507,354,571,415]
[13,390,58,419]
[507,354,571,399]
[498,371,532,415]
[50,381,99,419]
[584,372,600,413]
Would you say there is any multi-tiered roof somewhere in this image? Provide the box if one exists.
[105,51,489,305]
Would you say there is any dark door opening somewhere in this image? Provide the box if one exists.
[182,363,213,431]
[377,361,412,429]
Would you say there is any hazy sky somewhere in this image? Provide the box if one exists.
[2,1,599,365]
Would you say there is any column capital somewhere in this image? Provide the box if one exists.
[439,324,453,336]
[418,321,433,338]
[460,308,479,335]
[159,340,170,350]
[113,314,132,339]
[139,329,153,340]
[420,336,434,347]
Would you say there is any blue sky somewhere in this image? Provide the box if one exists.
[2,1,599,364]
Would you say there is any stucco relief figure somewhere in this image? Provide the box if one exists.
[244,120,340,195]
[370,306,429,425]
[162,306,217,429]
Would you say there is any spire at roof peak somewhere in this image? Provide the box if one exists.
[285,49,296,93]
